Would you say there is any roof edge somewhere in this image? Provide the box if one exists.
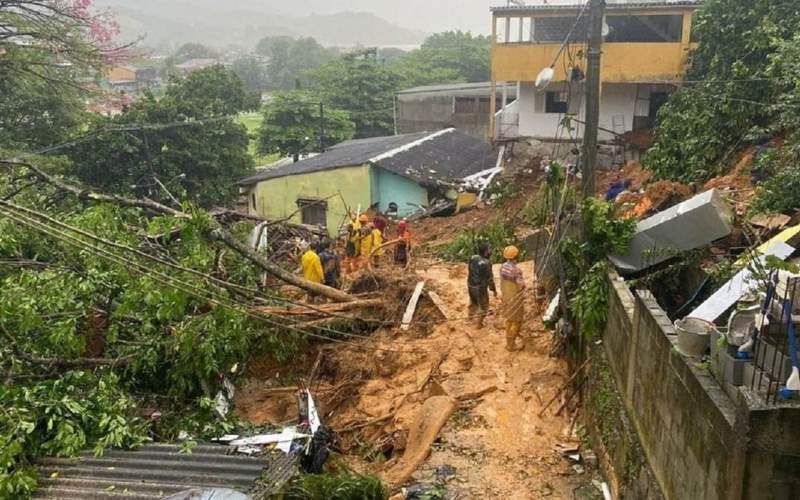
[369,128,455,164]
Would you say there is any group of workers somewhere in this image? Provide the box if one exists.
[300,212,413,294]
[467,242,526,352]
[298,212,527,351]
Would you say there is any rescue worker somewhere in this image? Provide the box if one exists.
[300,241,324,301]
[359,222,375,266]
[346,213,361,258]
[394,220,412,267]
[369,222,384,267]
[467,242,496,328]
[318,239,341,289]
[500,245,526,351]
[373,213,388,237]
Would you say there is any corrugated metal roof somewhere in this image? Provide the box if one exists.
[34,443,298,499]
[491,0,701,13]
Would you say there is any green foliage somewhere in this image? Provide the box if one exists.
[438,218,524,264]
[230,54,269,97]
[309,50,401,138]
[256,36,336,91]
[483,179,520,207]
[281,469,388,500]
[0,49,85,151]
[67,66,254,207]
[561,199,636,340]
[393,31,490,87]
[258,91,355,160]
[0,372,148,497]
[644,0,800,184]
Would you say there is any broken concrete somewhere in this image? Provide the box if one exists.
[610,189,734,273]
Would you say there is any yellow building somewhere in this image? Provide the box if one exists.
[490,0,700,141]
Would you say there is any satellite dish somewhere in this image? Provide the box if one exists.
[535,67,554,90]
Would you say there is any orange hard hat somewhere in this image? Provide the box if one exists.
[359,214,369,223]
[503,245,520,260]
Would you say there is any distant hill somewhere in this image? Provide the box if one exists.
[97,0,426,50]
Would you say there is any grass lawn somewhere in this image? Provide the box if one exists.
[238,111,279,166]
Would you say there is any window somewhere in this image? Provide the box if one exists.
[533,16,588,43]
[387,202,398,215]
[297,198,327,227]
[605,15,683,43]
[545,91,568,114]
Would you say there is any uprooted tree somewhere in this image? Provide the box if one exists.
[0,155,393,495]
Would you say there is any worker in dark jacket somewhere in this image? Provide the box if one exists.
[467,242,497,328]
[317,239,341,289]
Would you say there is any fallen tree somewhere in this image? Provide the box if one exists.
[0,159,356,303]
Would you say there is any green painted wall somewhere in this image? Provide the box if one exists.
[249,164,373,235]
[373,167,429,216]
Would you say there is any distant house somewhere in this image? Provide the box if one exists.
[106,65,160,94]
[237,129,496,235]
[174,58,218,75]
[395,82,517,140]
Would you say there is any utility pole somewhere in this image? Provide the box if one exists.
[319,102,325,153]
[582,0,605,199]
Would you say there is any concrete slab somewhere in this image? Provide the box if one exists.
[610,189,734,273]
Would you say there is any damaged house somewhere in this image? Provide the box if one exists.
[237,129,497,235]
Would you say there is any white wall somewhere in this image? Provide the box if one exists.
[516,82,673,141]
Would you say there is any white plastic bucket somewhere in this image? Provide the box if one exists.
[675,317,715,357]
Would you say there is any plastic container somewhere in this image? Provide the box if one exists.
[675,317,715,357]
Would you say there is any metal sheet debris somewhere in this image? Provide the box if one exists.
[609,189,734,273]
[688,241,795,322]
[229,428,311,449]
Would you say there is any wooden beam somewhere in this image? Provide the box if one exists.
[401,281,426,331]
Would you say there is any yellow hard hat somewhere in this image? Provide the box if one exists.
[359,214,369,223]
[503,245,520,260]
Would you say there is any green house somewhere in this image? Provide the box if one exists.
[237,129,497,235]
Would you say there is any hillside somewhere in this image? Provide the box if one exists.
[97,0,426,49]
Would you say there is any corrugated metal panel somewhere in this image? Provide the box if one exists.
[491,0,701,13]
[34,443,298,499]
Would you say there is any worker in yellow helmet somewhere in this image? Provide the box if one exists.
[300,241,324,301]
[500,245,526,351]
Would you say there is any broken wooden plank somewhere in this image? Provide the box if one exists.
[427,290,452,320]
[401,281,426,331]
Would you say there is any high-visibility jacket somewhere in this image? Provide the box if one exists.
[301,250,324,284]
[371,228,384,256]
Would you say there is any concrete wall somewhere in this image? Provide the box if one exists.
[516,82,671,141]
[248,164,373,236]
[396,94,496,139]
[595,273,800,499]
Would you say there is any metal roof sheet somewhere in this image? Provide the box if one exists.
[34,443,298,499]
[397,81,517,96]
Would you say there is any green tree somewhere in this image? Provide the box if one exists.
[256,36,335,90]
[231,54,269,94]
[68,66,254,207]
[644,0,800,183]
[166,42,218,66]
[258,91,355,161]
[309,50,400,138]
[391,31,490,88]
[0,50,85,151]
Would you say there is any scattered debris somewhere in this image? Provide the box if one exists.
[166,488,248,500]
[543,291,561,326]
[688,242,795,322]
[610,189,734,273]
[750,213,791,230]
